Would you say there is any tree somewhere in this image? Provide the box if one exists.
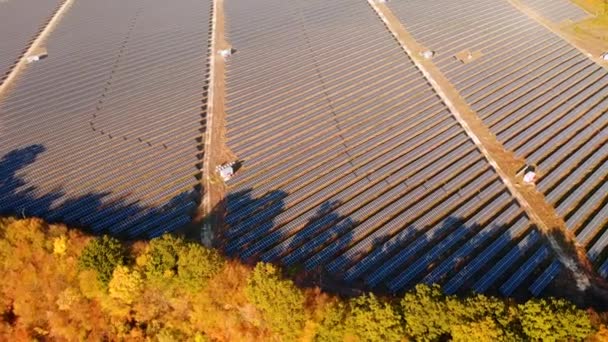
[451,294,519,340]
[143,235,185,279]
[314,302,347,342]
[108,266,143,305]
[53,235,68,256]
[519,298,593,341]
[451,317,505,342]
[0,217,600,341]
[245,263,306,340]
[344,293,404,342]
[78,235,127,285]
[177,242,223,292]
[401,284,453,341]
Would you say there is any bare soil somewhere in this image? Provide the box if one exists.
[197,0,231,246]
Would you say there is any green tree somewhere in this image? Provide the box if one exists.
[314,302,347,342]
[78,235,126,284]
[519,298,593,341]
[177,242,223,292]
[452,294,519,340]
[144,234,185,279]
[344,293,404,342]
[245,263,305,340]
[458,294,513,322]
[401,284,453,341]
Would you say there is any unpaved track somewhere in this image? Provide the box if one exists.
[0,0,74,101]
[367,0,592,291]
[200,0,229,246]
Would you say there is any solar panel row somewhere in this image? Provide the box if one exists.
[520,0,588,23]
[0,0,64,84]
[0,0,212,238]
[388,0,607,295]
[222,0,552,295]
[0,0,599,298]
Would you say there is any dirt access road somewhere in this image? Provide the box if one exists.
[0,0,75,102]
[199,0,232,246]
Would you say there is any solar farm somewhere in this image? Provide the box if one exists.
[0,0,211,238]
[0,0,607,299]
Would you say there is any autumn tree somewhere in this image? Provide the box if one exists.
[245,263,306,339]
[177,242,224,292]
[108,266,144,304]
[401,284,454,341]
[343,293,404,342]
[79,235,127,285]
[450,317,505,342]
[143,234,184,279]
[401,285,523,341]
[0,218,601,341]
[314,302,348,342]
[519,298,593,341]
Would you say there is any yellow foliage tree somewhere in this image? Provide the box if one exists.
[55,287,81,311]
[450,318,504,342]
[0,217,601,341]
[108,266,143,305]
[53,235,68,256]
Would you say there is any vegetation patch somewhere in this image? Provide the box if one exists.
[0,217,605,341]
[569,0,608,44]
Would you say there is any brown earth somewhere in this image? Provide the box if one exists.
[197,0,232,246]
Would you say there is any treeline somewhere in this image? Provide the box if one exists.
[0,217,606,341]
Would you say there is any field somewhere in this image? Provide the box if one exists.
[0,0,606,299]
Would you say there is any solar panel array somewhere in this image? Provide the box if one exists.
[222,0,556,295]
[0,0,211,238]
[0,0,64,83]
[521,0,588,22]
[0,0,601,297]
[388,0,608,295]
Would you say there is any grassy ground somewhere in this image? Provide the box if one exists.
[573,0,608,15]
[558,0,608,57]
[570,0,608,42]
